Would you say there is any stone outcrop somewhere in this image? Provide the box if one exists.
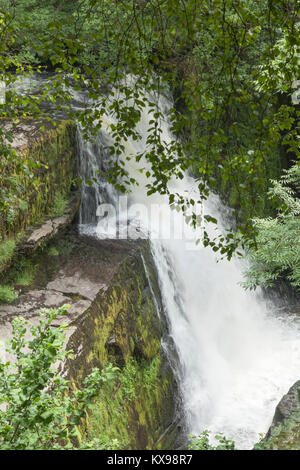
[0,119,78,274]
[267,381,300,436]
[21,192,80,253]
[258,381,300,450]
[0,117,182,450]
[1,119,77,239]
[0,228,182,450]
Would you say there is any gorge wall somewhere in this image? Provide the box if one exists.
[0,122,182,450]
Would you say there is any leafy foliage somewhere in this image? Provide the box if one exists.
[0,238,16,270]
[0,305,119,450]
[243,162,300,290]
[0,0,299,260]
[188,430,235,450]
[254,418,300,450]
[0,284,17,303]
[49,191,68,218]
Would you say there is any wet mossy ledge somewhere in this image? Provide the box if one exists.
[0,119,78,273]
[0,231,182,449]
[65,239,182,450]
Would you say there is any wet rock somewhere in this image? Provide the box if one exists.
[0,231,183,449]
[266,380,300,439]
[22,193,80,253]
[0,233,119,340]
[257,380,300,449]
[0,119,77,240]
[47,273,105,301]
[26,221,54,245]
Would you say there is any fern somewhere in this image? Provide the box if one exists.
[243,162,300,290]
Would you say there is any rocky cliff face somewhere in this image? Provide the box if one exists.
[0,120,182,450]
[0,119,78,274]
[1,119,77,237]
[257,381,300,450]
[65,235,182,449]
[0,226,182,449]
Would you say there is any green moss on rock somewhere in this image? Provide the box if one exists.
[0,120,77,240]
[65,242,180,450]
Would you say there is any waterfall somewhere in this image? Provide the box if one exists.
[77,86,300,450]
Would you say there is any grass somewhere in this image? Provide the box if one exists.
[0,236,35,302]
[0,285,18,303]
[0,239,16,271]
[53,237,76,256]
[49,191,68,217]
[3,256,37,290]
[47,246,59,256]
[14,260,36,286]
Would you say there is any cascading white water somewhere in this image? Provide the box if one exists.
[77,87,300,450]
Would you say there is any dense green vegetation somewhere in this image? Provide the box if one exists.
[0,306,119,450]
[243,162,300,290]
[188,430,235,450]
[0,0,299,262]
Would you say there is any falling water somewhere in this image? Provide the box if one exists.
[75,85,300,450]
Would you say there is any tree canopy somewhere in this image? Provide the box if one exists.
[0,0,299,260]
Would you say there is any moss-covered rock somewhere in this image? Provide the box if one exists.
[0,116,181,449]
[0,119,78,272]
[0,230,182,450]
[65,240,182,450]
[0,119,77,236]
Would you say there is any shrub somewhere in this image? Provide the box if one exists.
[0,239,16,270]
[0,306,119,450]
[188,430,235,450]
[0,285,18,303]
[49,192,68,217]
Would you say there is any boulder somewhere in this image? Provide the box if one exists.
[258,381,300,449]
